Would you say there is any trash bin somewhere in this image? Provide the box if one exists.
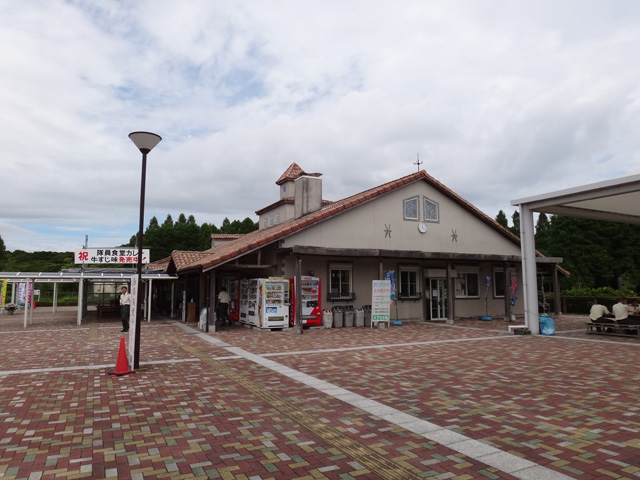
[355,308,365,327]
[344,305,354,327]
[363,305,372,327]
[332,306,344,328]
[539,315,555,335]
[322,309,333,329]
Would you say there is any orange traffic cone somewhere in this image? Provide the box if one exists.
[109,337,134,376]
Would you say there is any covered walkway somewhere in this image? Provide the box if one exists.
[1,270,177,327]
[512,172,640,334]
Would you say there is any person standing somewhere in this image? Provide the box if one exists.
[120,286,131,332]
[217,287,230,326]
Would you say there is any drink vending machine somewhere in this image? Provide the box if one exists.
[227,279,239,322]
[240,278,289,329]
[289,276,322,327]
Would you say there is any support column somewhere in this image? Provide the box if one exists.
[503,264,511,322]
[209,273,216,333]
[553,266,561,318]
[170,282,175,319]
[446,262,454,323]
[77,280,84,326]
[147,279,153,322]
[23,279,30,328]
[520,205,539,335]
[53,283,58,313]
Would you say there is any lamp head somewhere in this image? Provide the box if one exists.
[129,131,162,154]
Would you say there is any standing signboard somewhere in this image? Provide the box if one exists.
[371,279,391,328]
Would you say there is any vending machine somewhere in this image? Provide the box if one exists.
[242,278,289,329]
[225,278,240,322]
[239,279,256,325]
[289,276,322,327]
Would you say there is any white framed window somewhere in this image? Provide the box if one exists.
[493,267,505,298]
[423,197,439,222]
[269,212,274,226]
[455,268,479,298]
[329,263,353,300]
[403,196,419,221]
[399,265,420,299]
[275,209,280,224]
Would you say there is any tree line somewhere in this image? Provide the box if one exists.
[125,214,258,261]
[2,211,639,293]
[0,214,258,271]
[496,210,640,293]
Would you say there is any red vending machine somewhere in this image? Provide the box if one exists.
[228,279,240,322]
[289,276,322,327]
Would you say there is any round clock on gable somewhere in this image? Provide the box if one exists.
[418,222,427,233]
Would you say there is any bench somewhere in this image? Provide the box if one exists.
[97,304,121,319]
[586,322,640,338]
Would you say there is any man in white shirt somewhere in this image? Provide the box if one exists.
[612,298,629,321]
[120,286,131,332]
[589,299,611,322]
[217,287,230,326]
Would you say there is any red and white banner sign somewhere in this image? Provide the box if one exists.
[74,248,150,265]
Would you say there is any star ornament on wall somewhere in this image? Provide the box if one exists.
[451,229,458,242]
[384,224,392,238]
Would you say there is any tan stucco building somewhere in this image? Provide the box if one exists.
[161,163,561,325]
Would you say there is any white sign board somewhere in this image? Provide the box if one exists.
[74,248,150,265]
[371,279,391,327]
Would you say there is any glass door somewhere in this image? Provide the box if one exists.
[429,278,447,320]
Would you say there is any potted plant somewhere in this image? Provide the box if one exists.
[3,303,18,315]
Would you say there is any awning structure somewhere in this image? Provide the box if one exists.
[1,269,177,328]
[511,172,640,334]
[0,271,177,282]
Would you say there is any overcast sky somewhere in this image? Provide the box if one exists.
[2,1,639,253]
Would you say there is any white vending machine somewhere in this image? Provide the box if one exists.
[242,278,289,329]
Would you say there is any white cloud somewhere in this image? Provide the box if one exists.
[1,0,640,252]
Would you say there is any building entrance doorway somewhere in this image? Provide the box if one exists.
[428,278,447,321]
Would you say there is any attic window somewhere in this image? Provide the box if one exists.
[423,197,439,222]
[403,196,419,221]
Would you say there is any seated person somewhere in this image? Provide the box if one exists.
[589,299,611,322]
[613,298,640,328]
[627,299,639,316]
[590,299,613,331]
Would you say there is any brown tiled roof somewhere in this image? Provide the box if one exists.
[169,169,560,275]
[210,234,245,240]
[147,256,171,271]
[177,170,506,273]
[275,162,322,185]
[170,250,220,272]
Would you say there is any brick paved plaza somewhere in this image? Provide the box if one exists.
[0,310,639,480]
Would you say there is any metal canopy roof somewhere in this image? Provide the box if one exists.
[0,271,177,283]
[511,172,640,335]
[511,172,640,224]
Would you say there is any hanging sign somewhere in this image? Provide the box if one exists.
[74,248,150,265]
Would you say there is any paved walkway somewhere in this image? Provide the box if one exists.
[0,310,639,479]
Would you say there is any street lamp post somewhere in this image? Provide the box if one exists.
[128,131,162,369]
